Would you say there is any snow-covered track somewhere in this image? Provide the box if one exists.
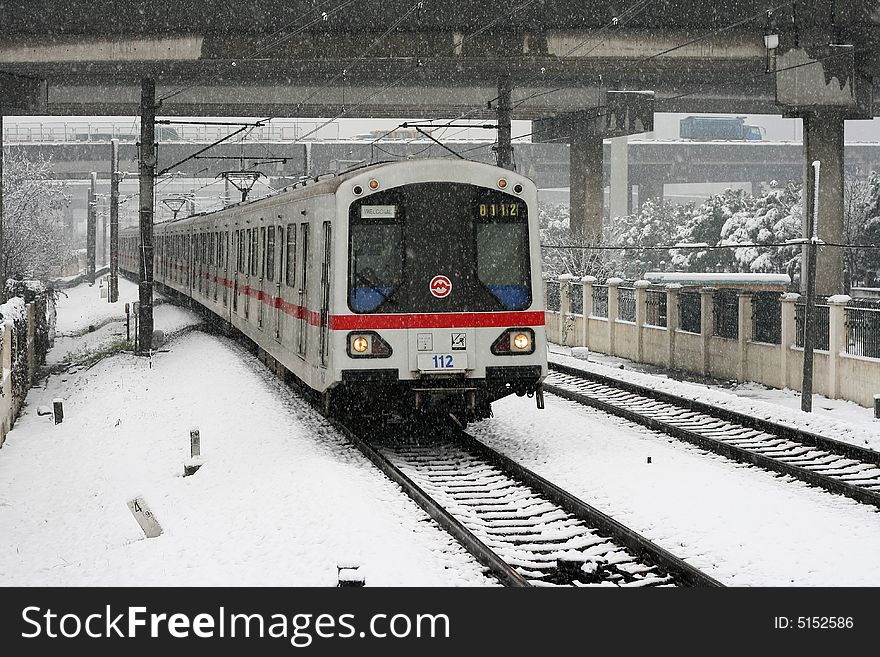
[546,362,880,510]
[335,419,721,588]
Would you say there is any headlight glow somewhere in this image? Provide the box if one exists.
[513,333,531,350]
[352,336,369,353]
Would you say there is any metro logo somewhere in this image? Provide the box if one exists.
[429,275,452,299]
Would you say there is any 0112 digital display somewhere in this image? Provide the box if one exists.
[477,202,520,219]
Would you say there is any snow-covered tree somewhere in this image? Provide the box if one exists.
[608,199,692,279]
[719,182,801,277]
[1,150,72,284]
[846,173,880,287]
[669,189,753,273]
[539,203,614,280]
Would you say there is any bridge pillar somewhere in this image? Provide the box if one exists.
[609,136,631,219]
[800,111,845,296]
[532,90,654,243]
[87,172,96,284]
[569,135,604,241]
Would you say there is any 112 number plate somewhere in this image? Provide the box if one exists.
[417,353,466,371]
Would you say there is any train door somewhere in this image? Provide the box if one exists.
[222,231,229,308]
[232,230,239,314]
[244,228,252,319]
[283,224,296,344]
[319,221,332,366]
[258,225,265,329]
[271,222,282,340]
[297,222,309,358]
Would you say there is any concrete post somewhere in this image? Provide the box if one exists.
[558,274,574,346]
[607,278,622,356]
[569,136,604,242]
[609,136,630,219]
[780,293,800,391]
[109,139,119,302]
[634,280,650,363]
[827,294,850,400]
[666,284,681,370]
[737,293,753,383]
[87,172,96,284]
[581,275,596,347]
[801,110,845,296]
[699,287,715,377]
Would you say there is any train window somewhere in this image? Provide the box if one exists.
[285,225,296,287]
[266,226,275,282]
[475,208,531,310]
[259,227,266,278]
[348,197,403,313]
[238,230,244,273]
[209,232,215,265]
[250,229,258,276]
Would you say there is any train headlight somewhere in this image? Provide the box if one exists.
[369,179,380,190]
[497,178,508,189]
[491,328,536,355]
[513,332,531,351]
[347,331,393,358]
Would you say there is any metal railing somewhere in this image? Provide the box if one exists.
[617,287,636,322]
[679,292,701,333]
[752,292,781,344]
[592,285,608,318]
[645,289,667,327]
[845,304,880,358]
[795,300,830,351]
[713,290,739,339]
[570,283,584,315]
[546,281,561,312]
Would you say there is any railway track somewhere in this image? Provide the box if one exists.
[334,419,721,588]
[545,362,880,510]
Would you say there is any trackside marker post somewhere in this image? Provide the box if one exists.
[184,427,203,476]
[127,497,163,538]
[52,398,63,424]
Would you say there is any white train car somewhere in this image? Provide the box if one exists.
[121,159,547,421]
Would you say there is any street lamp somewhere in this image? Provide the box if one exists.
[161,197,187,221]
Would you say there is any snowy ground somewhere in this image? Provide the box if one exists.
[4,278,880,587]
[462,344,880,586]
[0,277,491,586]
[548,344,880,453]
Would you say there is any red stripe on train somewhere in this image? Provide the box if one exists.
[329,311,545,331]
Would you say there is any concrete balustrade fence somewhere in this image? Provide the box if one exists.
[0,290,56,448]
[545,277,880,408]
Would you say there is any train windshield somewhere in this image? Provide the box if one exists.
[348,182,531,313]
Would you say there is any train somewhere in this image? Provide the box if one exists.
[120,159,547,423]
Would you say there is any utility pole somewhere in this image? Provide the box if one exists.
[109,138,119,302]
[137,78,157,354]
[496,75,513,170]
[87,171,97,284]
[801,160,821,413]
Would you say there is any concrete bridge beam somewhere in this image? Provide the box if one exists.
[801,110,845,296]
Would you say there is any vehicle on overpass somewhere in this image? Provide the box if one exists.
[679,116,764,141]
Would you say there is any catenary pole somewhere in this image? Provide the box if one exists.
[87,171,96,284]
[137,79,157,354]
[801,160,820,413]
[109,138,119,303]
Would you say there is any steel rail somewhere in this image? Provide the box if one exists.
[546,362,880,509]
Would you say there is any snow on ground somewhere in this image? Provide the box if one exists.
[473,393,880,586]
[548,344,880,452]
[0,281,491,586]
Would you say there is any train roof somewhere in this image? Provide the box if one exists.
[142,158,530,231]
